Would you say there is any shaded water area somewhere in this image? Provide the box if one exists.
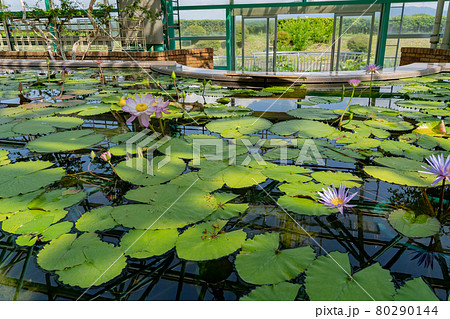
[0,67,449,301]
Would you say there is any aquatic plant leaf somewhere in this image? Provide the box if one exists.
[115,156,186,186]
[278,181,325,199]
[270,120,337,137]
[278,195,338,215]
[120,228,178,259]
[112,190,217,229]
[75,206,118,232]
[364,119,413,131]
[15,234,37,246]
[287,108,338,120]
[26,130,104,153]
[344,138,381,150]
[262,165,312,183]
[394,277,439,301]
[262,147,300,161]
[0,191,42,221]
[0,161,65,198]
[309,97,341,104]
[380,140,412,156]
[235,232,315,285]
[204,106,253,118]
[206,117,271,138]
[373,157,424,171]
[27,188,85,211]
[2,210,56,235]
[169,171,223,192]
[158,137,196,159]
[240,282,301,301]
[413,121,449,137]
[305,251,395,301]
[40,221,73,242]
[206,193,249,220]
[222,165,267,188]
[364,166,436,187]
[311,171,362,188]
[388,209,440,238]
[396,100,445,109]
[12,116,84,135]
[0,122,21,139]
[176,220,246,261]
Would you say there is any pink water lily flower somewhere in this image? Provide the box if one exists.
[100,150,111,162]
[366,64,380,73]
[318,183,357,214]
[349,79,361,87]
[149,96,170,119]
[419,154,450,186]
[122,93,156,127]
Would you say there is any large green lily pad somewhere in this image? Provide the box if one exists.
[311,171,362,188]
[176,220,246,261]
[115,156,186,186]
[388,209,440,238]
[262,165,312,183]
[278,195,338,215]
[413,121,448,137]
[394,277,439,301]
[12,116,84,135]
[206,117,272,138]
[364,166,437,187]
[287,108,338,120]
[0,161,65,198]
[26,129,104,153]
[75,206,118,232]
[240,282,301,301]
[305,251,395,301]
[235,232,315,285]
[121,228,179,259]
[270,120,337,137]
[222,165,267,188]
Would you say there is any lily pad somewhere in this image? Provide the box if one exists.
[373,157,424,171]
[278,181,325,199]
[270,120,337,137]
[305,251,395,301]
[394,277,439,301]
[0,161,65,198]
[396,100,445,109]
[311,171,362,188]
[388,209,440,238]
[222,165,267,188]
[364,166,437,187]
[206,193,249,220]
[121,228,179,259]
[235,232,315,285]
[176,220,246,261]
[26,130,104,153]
[278,195,338,215]
[240,282,301,301]
[12,116,84,135]
[115,156,186,186]
[206,117,271,138]
[413,121,448,137]
[287,108,338,120]
[262,165,312,183]
[75,206,118,232]
[364,119,413,131]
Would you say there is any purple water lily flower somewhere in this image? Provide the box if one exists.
[149,96,170,119]
[366,64,380,73]
[419,154,450,186]
[349,79,361,87]
[317,183,357,214]
[122,93,156,127]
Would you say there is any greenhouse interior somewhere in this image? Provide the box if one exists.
[0,0,449,306]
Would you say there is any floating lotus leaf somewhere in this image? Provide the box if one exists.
[27,188,85,211]
[278,195,338,215]
[115,156,185,186]
[121,228,179,259]
[388,209,440,238]
[21,102,52,109]
[206,193,249,220]
[222,165,267,188]
[0,190,41,221]
[66,89,97,95]
[380,140,412,156]
[287,108,338,120]
[39,221,73,242]
[364,119,413,131]
[57,103,110,116]
[262,147,300,161]
[176,220,246,261]
[270,120,337,137]
[343,121,390,139]
[157,137,197,159]
[109,131,156,156]
[413,121,449,137]
[114,184,217,229]
[398,84,430,93]
[262,165,312,183]
[394,277,439,301]
[403,145,434,161]
[0,148,9,166]
[235,232,315,285]
[75,206,118,232]
[12,116,84,135]
[373,157,424,171]
[311,171,362,188]
[0,122,21,139]
[344,138,381,150]
[240,282,301,301]
[26,129,104,153]
[2,210,57,234]
[309,96,341,104]
[169,171,223,192]
[278,181,325,199]
[425,108,450,117]
[52,100,85,108]
[396,100,445,109]
[364,166,436,187]
[206,117,271,138]
[0,161,65,198]
[204,106,253,118]
[305,251,395,301]
[321,148,364,163]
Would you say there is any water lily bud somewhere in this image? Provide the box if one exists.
[118,97,127,107]
[90,150,96,159]
[171,71,176,81]
[438,120,446,134]
[100,150,112,162]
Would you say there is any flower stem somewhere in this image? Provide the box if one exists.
[159,118,165,135]
[338,87,355,129]
[438,179,446,219]
[369,73,373,103]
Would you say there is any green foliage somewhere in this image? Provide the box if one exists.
[346,34,369,52]
[277,18,333,51]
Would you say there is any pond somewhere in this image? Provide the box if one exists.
[0,67,448,301]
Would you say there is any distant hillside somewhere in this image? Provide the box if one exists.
[392,6,437,16]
